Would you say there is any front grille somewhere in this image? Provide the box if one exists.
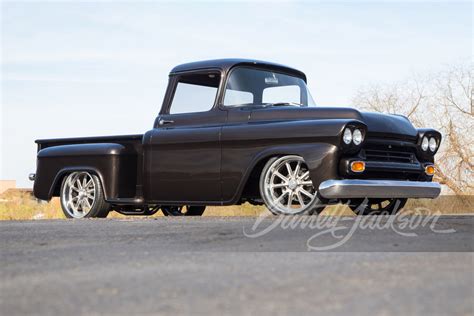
[363,142,416,164]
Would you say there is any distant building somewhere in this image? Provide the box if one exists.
[0,180,16,195]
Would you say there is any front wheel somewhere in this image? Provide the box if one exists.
[259,155,326,215]
[349,198,407,215]
[60,172,110,218]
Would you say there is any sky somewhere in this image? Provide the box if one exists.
[1,1,472,187]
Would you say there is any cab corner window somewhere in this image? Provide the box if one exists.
[169,73,220,114]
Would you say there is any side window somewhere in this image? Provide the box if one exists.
[263,85,301,104]
[169,73,220,114]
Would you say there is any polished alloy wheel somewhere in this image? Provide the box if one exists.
[262,156,319,215]
[61,172,96,218]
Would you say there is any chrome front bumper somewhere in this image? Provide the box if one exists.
[318,179,441,199]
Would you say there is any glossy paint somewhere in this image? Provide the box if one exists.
[34,142,138,201]
[144,110,227,203]
[32,59,439,206]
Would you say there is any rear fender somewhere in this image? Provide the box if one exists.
[33,143,137,201]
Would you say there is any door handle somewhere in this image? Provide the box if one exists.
[158,119,175,126]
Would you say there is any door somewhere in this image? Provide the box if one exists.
[145,71,226,203]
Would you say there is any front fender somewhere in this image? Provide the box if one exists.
[221,118,361,204]
[222,143,338,204]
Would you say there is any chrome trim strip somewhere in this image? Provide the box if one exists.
[319,179,441,199]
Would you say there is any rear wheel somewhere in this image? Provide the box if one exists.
[349,198,407,215]
[260,155,326,215]
[161,205,206,216]
[60,172,110,218]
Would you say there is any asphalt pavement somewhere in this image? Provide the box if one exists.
[1,216,473,315]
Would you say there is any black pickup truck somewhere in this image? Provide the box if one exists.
[30,59,441,218]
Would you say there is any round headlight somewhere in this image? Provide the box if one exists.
[421,136,429,151]
[343,128,352,144]
[353,129,363,145]
[429,137,437,152]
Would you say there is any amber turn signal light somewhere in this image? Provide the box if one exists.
[425,165,435,176]
[350,161,365,173]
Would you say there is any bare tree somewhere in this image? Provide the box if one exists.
[353,63,473,195]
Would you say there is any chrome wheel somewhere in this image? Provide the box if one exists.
[61,172,96,218]
[262,156,320,215]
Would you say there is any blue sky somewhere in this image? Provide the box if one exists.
[1,1,472,187]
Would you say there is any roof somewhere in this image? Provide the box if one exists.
[170,58,307,81]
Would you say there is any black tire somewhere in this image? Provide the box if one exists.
[259,156,326,215]
[349,198,407,215]
[60,172,110,218]
[161,205,206,216]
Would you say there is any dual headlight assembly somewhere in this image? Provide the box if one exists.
[420,135,439,153]
[342,127,364,146]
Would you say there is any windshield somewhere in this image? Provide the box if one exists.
[223,67,316,107]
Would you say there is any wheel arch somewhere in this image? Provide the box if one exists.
[240,154,280,202]
[50,167,107,199]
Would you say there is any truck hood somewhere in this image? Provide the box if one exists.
[249,106,418,139]
[359,111,418,138]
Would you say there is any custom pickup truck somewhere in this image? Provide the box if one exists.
[30,59,441,218]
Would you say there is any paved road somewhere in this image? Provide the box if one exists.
[1,216,473,315]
